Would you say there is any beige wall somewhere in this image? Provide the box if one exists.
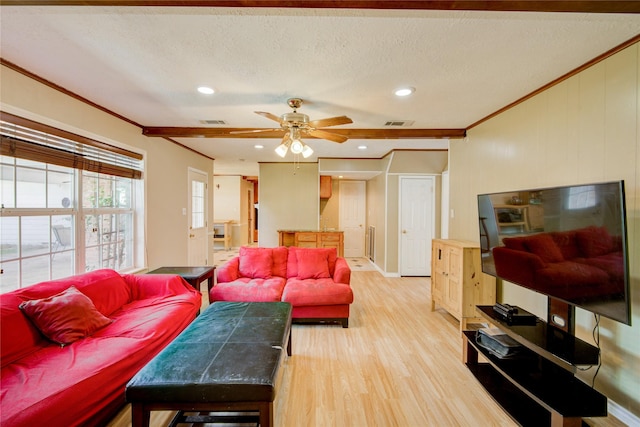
[449,43,639,416]
[1,64,215,269]
[258,163,319,247]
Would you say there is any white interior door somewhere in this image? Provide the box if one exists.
[339,180,366,258]
[400,176,434,276]
[188,168,208,266]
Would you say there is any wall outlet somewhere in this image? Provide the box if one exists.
[182,208,187,215]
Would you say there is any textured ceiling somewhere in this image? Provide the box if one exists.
[1,6,639,176]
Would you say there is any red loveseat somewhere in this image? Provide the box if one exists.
[210,246,353,327]
[0,269,201,427]
[492,226,624,300]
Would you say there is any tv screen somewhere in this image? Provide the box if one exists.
[477,181,631,325]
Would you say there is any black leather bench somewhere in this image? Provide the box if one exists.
[126,301,292,427]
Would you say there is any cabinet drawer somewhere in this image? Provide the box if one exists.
[296,233,318,242]
[320,233,341,241]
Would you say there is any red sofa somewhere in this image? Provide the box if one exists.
[210,246,353,327]
[492,226,624,300]
[0,269,201,427]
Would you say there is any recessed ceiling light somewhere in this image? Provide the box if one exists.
[197,86,215,95]
[358,145,367,150]
[254,144,264,149]
[394,87,415,97]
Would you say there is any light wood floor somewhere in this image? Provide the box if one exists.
[108,268,626,427]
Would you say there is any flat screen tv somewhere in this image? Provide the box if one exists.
[477,181,631,326]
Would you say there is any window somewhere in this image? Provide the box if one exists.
[191,180,205,229]
[1,113,143,293]
[567,185,597,209]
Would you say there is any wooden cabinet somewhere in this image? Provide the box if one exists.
[278,230,344,256]
[295,232,319,248]
[320,176,332,199]
[319,232,342,252]
[431,239,496,331]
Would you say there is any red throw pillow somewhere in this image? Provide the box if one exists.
[296,249,331,280]
[524,234,564,263]
[239,246,273,279]
[19,286,112,346]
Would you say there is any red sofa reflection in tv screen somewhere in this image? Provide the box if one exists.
[493,226,624,300]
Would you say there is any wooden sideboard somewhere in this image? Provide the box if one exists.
[431,239,496,332]
[278,230,344,257]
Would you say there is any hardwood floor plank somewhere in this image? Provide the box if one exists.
[107,268,625,427]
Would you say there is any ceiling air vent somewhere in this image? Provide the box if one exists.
[199,119,227,125]
[384,120,414,127]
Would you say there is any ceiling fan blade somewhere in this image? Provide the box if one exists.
[255,111,284,124]
[307,115,353,128]
[306,129,349,143]
[229,128,281,135]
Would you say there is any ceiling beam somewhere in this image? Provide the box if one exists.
[1,1,639,13]
[142,127,466,139]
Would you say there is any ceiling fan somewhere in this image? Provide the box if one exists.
[232,98,353,158]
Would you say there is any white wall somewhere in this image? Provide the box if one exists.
[449,43,639,417]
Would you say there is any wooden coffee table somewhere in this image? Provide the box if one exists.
[126,301,292,427]
[147,266,215,292]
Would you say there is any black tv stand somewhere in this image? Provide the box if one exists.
[462,305,607,427]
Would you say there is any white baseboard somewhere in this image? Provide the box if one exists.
[608,399,639,426]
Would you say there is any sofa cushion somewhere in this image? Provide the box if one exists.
[502,237,528,252]
[549,230,580,260]
[272,246,289,278]
[576,226,614,258]
[297,249,331,279]
[536,261,609,287]
[239,246,273,279]
[210,277,286,302]
[282,278,354,306]
[523,234,564,263]
[287,247,338,279]
[18,286,112,346]
[0,294,46,368]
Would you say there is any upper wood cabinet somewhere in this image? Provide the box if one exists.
[320,176,332,199]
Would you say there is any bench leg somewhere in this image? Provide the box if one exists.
[258,401,273,427]
[131,403,150,427]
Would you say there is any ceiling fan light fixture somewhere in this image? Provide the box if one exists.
[290,139,304,154]
[275,142,289,157]
[302,144,314,158]
[394,87,415,97]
